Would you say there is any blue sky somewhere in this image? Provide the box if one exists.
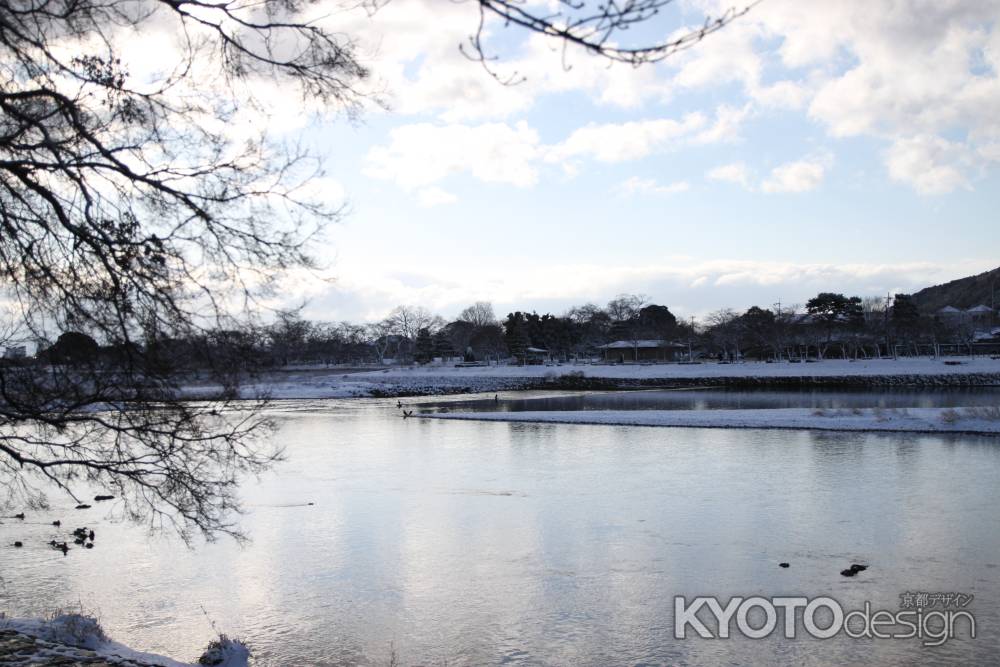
[263,0,1000,322]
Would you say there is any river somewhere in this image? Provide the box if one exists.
[2,389,999,665]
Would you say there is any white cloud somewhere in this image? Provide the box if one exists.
[617,177,691,196]
[119,0,998,198]
[672,0,1000,192]
[316,0,676,122]
[669,17,763,92]
[293,257,996,322]
[884,135,969,195]
[762,0,1000,192]
[139,0,1000,198]
[762,159,827,193]
[706,156,828,193]
[366,112,718,192]
[105,0,1000,197]
[318,0,532,122]
[707,162,751,188]
[417,186,458,207]
[547,113,707,163]
[291,177,347,208]
[363,122,541,190]
[694,103,753,144]
[666,9,811,111]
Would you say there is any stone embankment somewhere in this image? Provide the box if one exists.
[366,371,1000,397]
[0,629,161,667]
[537,371,1000,391]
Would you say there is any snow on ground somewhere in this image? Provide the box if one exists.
[355,357,1000,380]
[416,407,1000,435]
[178,357,1000,400]
[0,615,249,667]
[1,615,188,666]
[180,370,532,401]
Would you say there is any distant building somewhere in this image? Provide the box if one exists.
[935,304,995,331]
[524,347,549,364]
[3,345,26,359]
[974,327,1000,342]
[936,305,963,319]
[966,304,994,322]
[598,340,687,363]
[514,346,549,365]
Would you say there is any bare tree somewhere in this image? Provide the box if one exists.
[605,294,648,361]
[0,0,371,540]
[705,308,741,361]
[366,319,395,365]
[385,306,443,342]
[458,301,498,327]
[0,0,745,539]
[566,303,611,357]
[606,294,647,323]
[267,311,315,366]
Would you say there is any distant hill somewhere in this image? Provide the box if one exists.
[910,267,1000,313]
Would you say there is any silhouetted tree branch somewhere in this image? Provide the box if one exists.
[0,0,370,540]
[463,0,758,83]
[0,0,747,540]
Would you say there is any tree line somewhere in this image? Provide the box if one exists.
[19,291,994,372]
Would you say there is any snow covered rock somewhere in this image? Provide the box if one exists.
[198,635,251,667]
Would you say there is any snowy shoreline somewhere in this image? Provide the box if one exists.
[180,358,1000,400]
[0,614,248,667]
[415,406,1000,436]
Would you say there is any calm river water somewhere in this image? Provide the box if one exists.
[2,390,1000,666]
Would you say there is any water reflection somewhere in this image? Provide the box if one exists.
[1,394,998,666]
[415,387,1000,415]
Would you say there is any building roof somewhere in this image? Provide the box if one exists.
[598,339,686,349]
[937,306,962,314]
[966,304,993,313]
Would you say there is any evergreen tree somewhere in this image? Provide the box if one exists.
[639,304,679,340]
[415,327,434,363]
[891,294,921,341]
[504,312,530,361]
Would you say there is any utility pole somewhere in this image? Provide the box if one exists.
[773,300,782,361]
[886,292,895,360]
[688,315,695,362]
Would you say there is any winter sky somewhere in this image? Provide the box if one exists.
[247,0,1000,322]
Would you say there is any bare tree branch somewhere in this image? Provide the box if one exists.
[462,0,759,83]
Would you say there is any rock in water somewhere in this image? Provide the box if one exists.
[840,569,857,577]
[779,562,790,568]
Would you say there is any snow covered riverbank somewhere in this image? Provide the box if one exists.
[416,406,1000,436]
[181,357,1000,399]
[0,615,248,667]
[357,357,1000,381]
